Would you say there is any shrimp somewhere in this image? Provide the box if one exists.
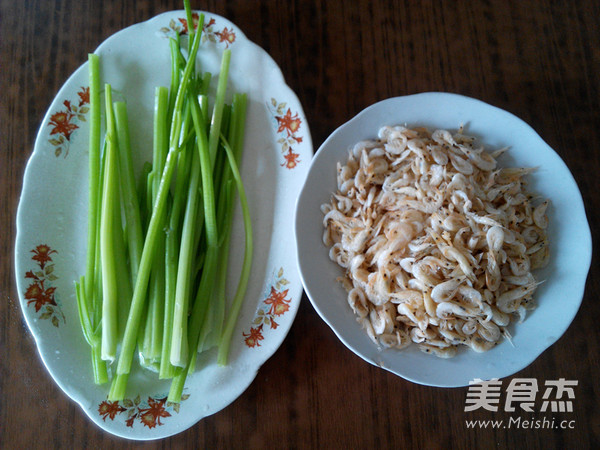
[496,282,540,313]
[322,124,549,357]
[431,279,461,303]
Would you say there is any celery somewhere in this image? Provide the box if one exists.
[217,101,253,366]
[99,84,119,362]
[170,145,201,367]
[114,102,144,283]
[208,50,231,170]
[80,5,254,402]
[76,53,108,384]
[109,18,204,401]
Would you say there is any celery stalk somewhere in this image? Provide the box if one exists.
[77,53,108,384]
[99,84,120,362]
[109,18,204,401]
[114,101,144,284]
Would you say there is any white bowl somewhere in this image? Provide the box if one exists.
[295,92,592,387]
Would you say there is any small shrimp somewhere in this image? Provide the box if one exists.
[358,317,377,344]
[533,200,549,229]
[348,288,369,318]
[389,289,423,304]
[503,273,535,286]
[410,326,436,343]
[508,255,531,276]
[365,272,391,305]
[458,286,491,320]
[439,327,468,345]
[490,306,511,327]
[341,229,370,253]
[462,319,478,335]
[412,261,439,287]
[430,146,449,166]
[369,306,395,335]
[397,303,420,325]
[379,331,411,349]
[467,336,496,353]
[485,253,501,292]
[526,239,547,255]
[432,129,457,146]
[419,344,458,358]
[496,282,540,313]
[408,236,433,254]
[399,257,416,273]
[466,212,503,228]
[441,246,476,282]
[423,289,437,318]
[329,243,349,268]
[431,279,461,303]
[468,149,497,171]
[477,320,501,342]
[486,226,505,253]
[449,153,474,175]
[530,245,550,270]
[436,301,473,319]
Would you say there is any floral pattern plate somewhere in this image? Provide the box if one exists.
[15,10,311,440]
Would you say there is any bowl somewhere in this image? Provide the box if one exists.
[294,92,592,387]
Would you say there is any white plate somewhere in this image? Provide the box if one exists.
[295,92,591,387]
[15,10,311,440]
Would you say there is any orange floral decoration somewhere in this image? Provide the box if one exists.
[48,106,78,141]
[276,108,302,137]
[138,398,171,429]
[243,326,265,348]
[178,12,201,34]
[216,27,236,47]
[264,287,291,317]
[31,244,57,269]
[281,149,301,169]
[98,401,126,421]
[243,268,292,347]
[47,86,90,157]
[24,281,57,312]
[98,395,184,428]
[23,244,64,323]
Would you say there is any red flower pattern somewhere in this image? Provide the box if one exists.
[178,12,201,34]
[98,400,126,421]
[25,282,57,312]
[47,86,90,157]
[276,108,302,137]
[281,149,301,169]
[268,99,303,170]
[77,86,90,106]
[264,287,291,317]
[243,325,265,348]
[167,14,236,48]
[138,397,172,429]
[48,109,78,141]
[215,27,236,47]
[23,244,64,326]
[31,244,57,269]
[243,268,292,347]
[97,395,188,428]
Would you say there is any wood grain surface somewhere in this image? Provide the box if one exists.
[1,0,599,448]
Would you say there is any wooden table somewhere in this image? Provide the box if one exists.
[2,1,599,448]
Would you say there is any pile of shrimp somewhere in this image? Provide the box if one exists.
[321,125,549,358]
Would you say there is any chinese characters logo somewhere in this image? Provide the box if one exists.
[465,378,578,413]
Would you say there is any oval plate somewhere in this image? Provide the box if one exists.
[295,92,591,387]
[15,10,311,440]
